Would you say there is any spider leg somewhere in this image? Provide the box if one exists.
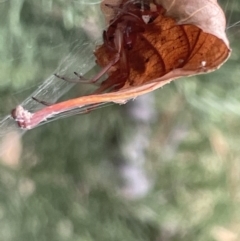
[32,97,53,106]
[114,26,129,77]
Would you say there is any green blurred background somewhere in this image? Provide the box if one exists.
[0,0,240,240]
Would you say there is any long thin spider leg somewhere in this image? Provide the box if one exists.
[32,97,53,106]
[114,25,129,76]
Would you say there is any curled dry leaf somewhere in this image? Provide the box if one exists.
[12,0,231,129]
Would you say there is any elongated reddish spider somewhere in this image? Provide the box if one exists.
[12,0,163,129]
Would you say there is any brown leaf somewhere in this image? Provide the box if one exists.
[96,0,230,98]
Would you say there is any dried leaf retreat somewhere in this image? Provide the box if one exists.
[12,0,231,129]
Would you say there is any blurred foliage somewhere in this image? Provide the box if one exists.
[0,0,240,241]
